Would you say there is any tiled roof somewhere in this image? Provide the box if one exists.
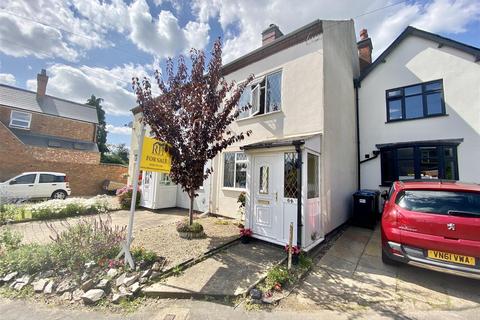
[0,84,98,124]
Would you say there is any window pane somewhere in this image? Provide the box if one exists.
[425,81,442,91]
[444,160,456,180]
[259,166,269,194]
[284,152,298,198]
[381,150,395,184]
[444,147,454,158]
[426,92,443,115]
[39,174,55,183]
[387,89,402,98]
[420,147,439,179]
[404,85,422,96]
[251,85,260,115]
[236,152,247,161]
[266,71,281,113]
[405,95,423,119]
[12,111,31,121]
[235,162,247,188]
[15,174,36,184]
[307,153,319,199]
[237,88,251,119]
[397,147,413,159]
[388,99,402,120]
[223,153,235,187]
[398,160,415,180]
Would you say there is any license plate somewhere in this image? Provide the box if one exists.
[427,250,476,266]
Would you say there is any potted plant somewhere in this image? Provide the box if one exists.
[284,245,301,265]
[237,192,246,221]
[176,220,205,239]
[240,228,253,244]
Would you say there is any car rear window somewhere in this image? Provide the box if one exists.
[39,174,65,183]
[395,189,480,216]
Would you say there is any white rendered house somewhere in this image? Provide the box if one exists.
[129,20,360,250]
[358,27,480,191]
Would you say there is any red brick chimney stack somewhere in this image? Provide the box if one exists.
[262,24,284,46]
[37,69,48,97]
[358,29,373,71]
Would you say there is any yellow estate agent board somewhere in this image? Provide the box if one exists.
[140,137,171,173]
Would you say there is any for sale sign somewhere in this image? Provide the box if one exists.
[140,137,171,173]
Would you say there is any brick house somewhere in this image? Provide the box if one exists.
[0,69,127,196]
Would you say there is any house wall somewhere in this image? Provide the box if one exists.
[214,32,325,218]
[0,121,126,196]
[321,20,360,233]
[359,36,480,190]
[0,105,96,142]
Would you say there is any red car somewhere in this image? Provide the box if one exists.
[381,180,480,278]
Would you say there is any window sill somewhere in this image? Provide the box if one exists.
[9,125,31,130]
[222,187,246,192]
[236,110,283,123]
[386,113,448,124]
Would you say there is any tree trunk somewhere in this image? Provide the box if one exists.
[189,194,194,225]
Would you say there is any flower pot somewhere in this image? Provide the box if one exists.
[241,236,250,244]
[292,254,300,265]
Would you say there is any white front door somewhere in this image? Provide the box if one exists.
[141,171,154,207]
[252,155,282,240]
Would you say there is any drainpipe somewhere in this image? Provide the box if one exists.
[293,141,303,249]
[354,79,361,190]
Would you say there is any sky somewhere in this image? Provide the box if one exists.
[0,0,479,147]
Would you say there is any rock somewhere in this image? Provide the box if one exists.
[81,279,95,291]
[141,269,152,278]
[106,269,118,278]
[33,279,49,292]
[3,272,18,283]
[44,280,55,294]
[118,285,132,296]
[150,271,161,280]
[11,275,32,291]
[151,262,162,271]
[84,261,96,270]
[80,272,89,282]
[72,289,84,301]
[13,282,28,291]
[16,275,32,285]
[56,279,75,294]
[129,282,141,294]
[115,273,126,287]
[250,288,262,300]
[123,273,139,287]
[42,270,55,278]
[139,277,148,285]
[96,279,109,289]
[111,293,128,304]
[81,289,105,305]
[61,291,72,301]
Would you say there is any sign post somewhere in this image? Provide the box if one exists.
[117,123,171,269]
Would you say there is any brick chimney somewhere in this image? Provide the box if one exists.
[36,69,48,96]
[262,24,283,46]
[357,29,373,71]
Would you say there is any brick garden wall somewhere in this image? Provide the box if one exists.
[0,122,127,196]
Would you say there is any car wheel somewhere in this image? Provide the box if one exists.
[51,190,67,200]
[382,249,400,266]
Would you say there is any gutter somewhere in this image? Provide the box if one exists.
[293,140,303,248]
[354,79,361,190]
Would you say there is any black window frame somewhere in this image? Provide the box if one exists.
[380,143,459,186]
[386,79,446,122]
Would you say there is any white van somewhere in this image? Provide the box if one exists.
[0,172,71,200]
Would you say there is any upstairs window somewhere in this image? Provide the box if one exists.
[10,110,32,129]
[237,70,282,119]
[386,80,445,122]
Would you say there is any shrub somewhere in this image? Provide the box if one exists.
[0,229,22,252]
[29,196,112,220]
[116,185,141,209]
[131,247,158,265]
[0,243,54,275]
[265,266,294,289]
[298,253,313,270]
[176,221,204,233]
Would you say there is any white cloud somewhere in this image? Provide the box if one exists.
[0,73,16,86]
[128,0,210,57]
[191,0,480,62]
[26,63,156,116]
[106,124,132,135]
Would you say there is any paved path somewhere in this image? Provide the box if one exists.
[1,208,187,244]
[280,226,480,318]
[143,240,285,298]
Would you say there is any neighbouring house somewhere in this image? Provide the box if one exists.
[130,20,360,250]
[0,69,127,196]
[358,27,480,191]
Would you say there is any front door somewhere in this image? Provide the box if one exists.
[252,155,282,240]
[141,171,154,207]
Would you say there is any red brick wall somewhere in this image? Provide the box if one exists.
[0,105,96,142]
[28,146,100,164]
[0,122,127,196]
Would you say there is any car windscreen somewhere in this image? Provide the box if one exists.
[395,189,480,216]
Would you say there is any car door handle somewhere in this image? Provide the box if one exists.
[52,184,57,186]
[28,185,34,187]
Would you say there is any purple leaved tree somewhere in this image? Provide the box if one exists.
[133,39,253,226]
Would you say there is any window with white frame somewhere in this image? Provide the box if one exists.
[237,70,282,119]
[223,152,247,188]
[9,110,32,129]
